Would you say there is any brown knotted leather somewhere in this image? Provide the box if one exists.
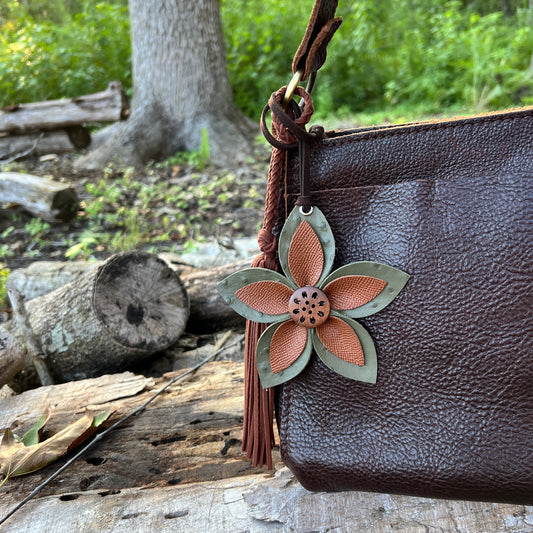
[242,86,314,468]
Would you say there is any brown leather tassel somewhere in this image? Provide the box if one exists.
[241,87,315,468]
[241,158,283,469]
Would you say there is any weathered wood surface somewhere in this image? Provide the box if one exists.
[0,82,129,134]
[0,361,264,501]
[6,257,249,331]
[0,361,531,533]
[0,172,79,222]
[0,328,24,387]
[4,469,533,533]
[4,252,189,383]
[0,126,91,160]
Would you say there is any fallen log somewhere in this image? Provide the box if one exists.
[0,327,25,386]
[3,251,189,383]
[2,471,531,533]
[0,171,79,222]
[7,257,250,330]
[0,126,91,160]
[0,361,528,533]
[182,258,249,332]
[0,81,129,134]
[0,361,263,500]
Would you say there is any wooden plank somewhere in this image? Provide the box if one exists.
[0,82,129,134]
[0,468,531,532]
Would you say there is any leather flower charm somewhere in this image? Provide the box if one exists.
[217,207,409,388]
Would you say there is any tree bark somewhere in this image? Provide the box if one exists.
[0,172,79,222]
[5,252,189,382]
[0,82,128,134]
[75,0,256,171]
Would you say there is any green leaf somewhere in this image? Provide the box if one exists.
[92,409,111,428]
[22,407,51,447]
[322,262,410,318]
[217,267,292,323]
[313,316,378,384]
[256,322,313,388]
[278,206,335,288]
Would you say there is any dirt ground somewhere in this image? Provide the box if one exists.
[0,151,269,273]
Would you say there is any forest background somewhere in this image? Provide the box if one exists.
[1,0,532,124]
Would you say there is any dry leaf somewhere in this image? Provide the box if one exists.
[0,409,111,481]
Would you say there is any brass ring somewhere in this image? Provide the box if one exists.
[282,70,303,109]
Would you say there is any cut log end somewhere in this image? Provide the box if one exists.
[93,252,189,352]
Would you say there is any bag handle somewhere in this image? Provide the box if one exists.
[282,0,341,109]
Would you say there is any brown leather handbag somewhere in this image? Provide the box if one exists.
[219,0,533,504]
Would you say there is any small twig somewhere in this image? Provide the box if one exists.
[0,132,44,165]
[7,287,54,386]
[0,331,242,528]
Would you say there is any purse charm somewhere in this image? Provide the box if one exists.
[218,205,409,388]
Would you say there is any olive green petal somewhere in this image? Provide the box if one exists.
[256,322,313,388]
[278,206,335,288]
[217,268,291,323]
[312,317,377,384]
[322,261,410,318]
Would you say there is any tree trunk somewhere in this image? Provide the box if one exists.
[0,172,79,222]
[6,252,189,382]
[75,0,256,170]
[501,0,512,16]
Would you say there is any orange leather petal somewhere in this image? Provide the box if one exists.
[270,321,308,373]
[317,316,364,366]
[324,275,386,310]
[236,281,292,315]
[288,220,324,287]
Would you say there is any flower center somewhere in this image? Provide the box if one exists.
[289,286,330,328]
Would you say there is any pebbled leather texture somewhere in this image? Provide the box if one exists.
[276,108,533,504]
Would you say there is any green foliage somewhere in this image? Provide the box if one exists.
[221,1,310,118]
[0,0,131,106]
[0,264,9,307]
[0,0,531,117]
[222,0,533,115]
[65,166,263,260]
[380,2,533,112]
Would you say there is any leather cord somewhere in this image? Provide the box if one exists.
[261,87,324,213]
[261,87,316,150]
